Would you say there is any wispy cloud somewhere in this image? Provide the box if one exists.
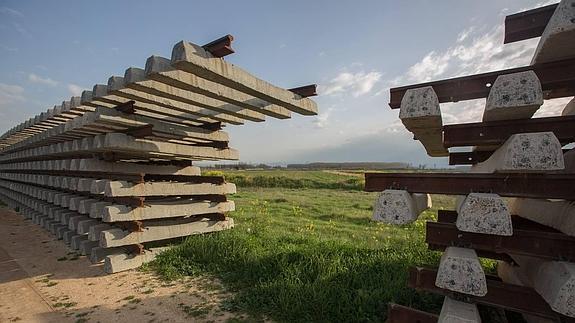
[383,24,552,124]
[321,71,382,97]
[67,84,84,96]
[0,7,24,18]
[0,83,25,106]
[313,107,333,129]
[0,44,18,52]
[28,73,58,86]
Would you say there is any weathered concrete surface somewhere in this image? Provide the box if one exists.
[508,198,575,237]
[399,86,447,157]
[372,189,431,225]
[534,261,575,317]
[104,180,236,197]
[562,98,575,116]
[484,71,543,122]
[104,247,169,274]
[471,132,564,173]
[102,200,235,222]
[497,261,555,323]
[399,86,442,130]
[100,218,234,247]
[145,55,291,119]
[435,247,487,296]
[532,0,575,64]
[503,255,575,318]
[456,193,513,236]
[117,70,267,123]
[79,239,99,256]
[438,297,481,323]
[171,41,318,115]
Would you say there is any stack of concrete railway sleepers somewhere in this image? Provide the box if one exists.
[0,36,318,273]
[368,2,575,322]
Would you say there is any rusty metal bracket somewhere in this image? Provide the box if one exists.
[124,124,154,139]
[504,4,557,44]
[114,101,136,114]
[106,196,146,208]
[202,35,234,58]
[124,243,145,255]
[117,221,145,233]
[289,84,318,98]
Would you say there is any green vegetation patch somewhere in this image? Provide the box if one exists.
[151,178,460,322]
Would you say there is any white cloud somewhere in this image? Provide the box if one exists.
[457,27,475,43]
[313,107,333,129]
[28,73,58,86]
[0,44,18,52]
[0,83,25,106]
[321,71,382,97]
[0,7,24,18]
[384,24,543,124]
[67,84,84,96]
[405,51,451,83]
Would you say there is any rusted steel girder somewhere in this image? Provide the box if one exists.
[288,84,318,98]
[448,149,571,165]
[364,172,575,200]
[504,3,557,44]
[443,115,575,148]
[386,303,438,323]
[202,34,235,58]
[388,57,575,109]
[427,210,575,262]
[408,267,575,321]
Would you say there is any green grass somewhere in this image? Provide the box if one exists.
[150,170,462,322]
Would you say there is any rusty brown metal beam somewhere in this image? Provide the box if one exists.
[364,172,575,200]
[289,84,318,98]
[427,210,575,262]
[448,148,570,165]
[504,4,557,44]
[408,267,575,321]
[386,303,438,323]
[443,115,575,148]
[388,57,575,109]
[114,100,136,114]
[202,34,235,58]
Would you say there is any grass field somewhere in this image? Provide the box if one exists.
[150,170,466,322]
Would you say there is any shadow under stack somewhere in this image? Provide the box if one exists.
[367,2,575,322]
[0,35,318,274]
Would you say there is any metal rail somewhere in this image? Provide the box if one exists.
[364,172,575,200]
[408,267,575,321]
[427,210,575,262]
[504,4,557,44]
[388,58,575,109]
[443,115,575,148]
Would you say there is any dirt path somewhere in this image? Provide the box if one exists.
[0,206,242,323]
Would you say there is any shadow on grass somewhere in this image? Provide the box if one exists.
[150,230,442,322]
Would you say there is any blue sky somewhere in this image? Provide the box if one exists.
[0,0,569,166]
